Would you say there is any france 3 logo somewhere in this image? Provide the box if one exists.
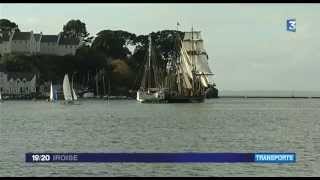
[287,19,296,32]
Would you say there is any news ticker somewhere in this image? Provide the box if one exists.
[26,153,296,163]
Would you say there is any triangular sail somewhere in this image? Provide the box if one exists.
[72,89,78,101]
[50,83,54,101]
[63,74,73,101]
[0,91,2,100]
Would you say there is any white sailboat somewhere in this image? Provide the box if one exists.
[0,90,3,102]
[62,74,79,104]
[49,82,57,102]
[72,88,78,101]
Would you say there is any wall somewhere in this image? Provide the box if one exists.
[56,44,78,56]
[40,42,58,55]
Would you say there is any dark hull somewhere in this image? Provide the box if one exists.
[165,95,205,103]
[205,86,219,99]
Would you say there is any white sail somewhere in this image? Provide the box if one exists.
[182,30,213,88]
[63,74,73,101]
[182,40,204,52]
[50,83,54,101]
[191,54,212,74]
[72,88,78,101]
[200,76,209,87]
[180,43,194,79]
[0,91,2,100]
[184,31,202,40]
[182,72,192,89]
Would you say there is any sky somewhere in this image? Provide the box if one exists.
[1,3,320,91]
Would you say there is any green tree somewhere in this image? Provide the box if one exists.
[62,19,93,46]
[0,19,19,33]
[91,30,136,59]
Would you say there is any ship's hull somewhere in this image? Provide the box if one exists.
[136,90,166,103]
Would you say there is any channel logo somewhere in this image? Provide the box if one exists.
[255,153,296,163]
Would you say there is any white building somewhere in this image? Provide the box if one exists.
[0,66,37,96]
[0,30,80,56]
[10,31,37,54]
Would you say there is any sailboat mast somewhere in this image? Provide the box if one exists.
[108,77,111,96]
[96,69,99,97]
[103,68,106,96]
[148,34,152,90]
[191,26,195,95]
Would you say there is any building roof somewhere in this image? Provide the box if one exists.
[58,35,80,45]
[34,34,41,42]
[12,32,32,41]
[41,35,58,43]
[6,72,36,81]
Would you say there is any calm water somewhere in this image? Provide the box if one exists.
[0,98,320,176]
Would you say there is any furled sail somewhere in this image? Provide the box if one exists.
[63,74,73,101]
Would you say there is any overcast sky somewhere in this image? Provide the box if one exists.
[1,3,319,91]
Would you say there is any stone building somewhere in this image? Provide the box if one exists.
[0,29,80,56]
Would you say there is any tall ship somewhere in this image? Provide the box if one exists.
[164,28,215,103]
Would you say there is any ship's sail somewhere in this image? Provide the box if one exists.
[63,74,73,101]
[72,88,78,101]
[0,90,2,100]
[50,83,54,101]
[182,31,213,88]
[192,54,212,74]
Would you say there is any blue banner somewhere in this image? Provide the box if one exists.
[25,152,296,163]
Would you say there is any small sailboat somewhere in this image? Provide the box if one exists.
[49,82,58,102]
[72,88,78,101]
[0,91,3,103]
[62,74,80,105]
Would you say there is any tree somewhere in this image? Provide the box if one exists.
[62,19,93,46]
[91,30,136,59]
[0,19,19,33]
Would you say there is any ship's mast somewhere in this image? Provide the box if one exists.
[147,34,152,90]
[191,26,195,95]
